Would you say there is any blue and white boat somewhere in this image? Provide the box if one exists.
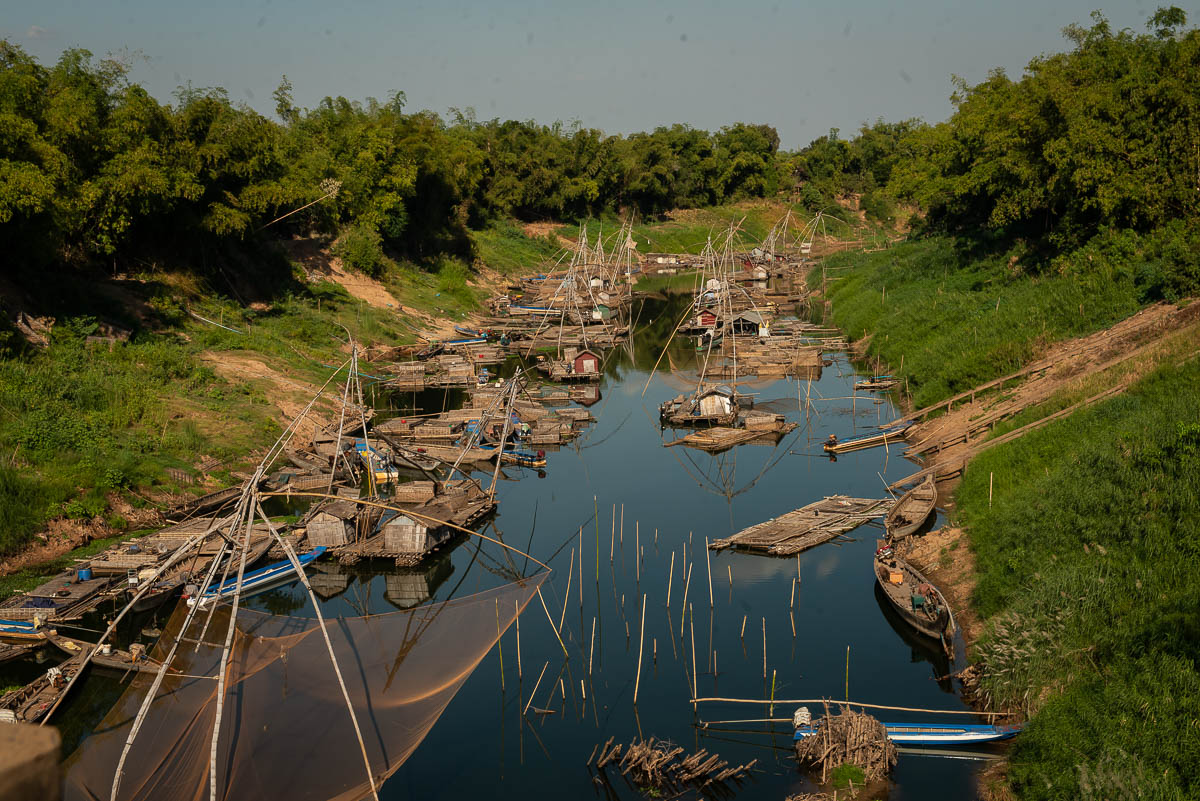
[794,714,1020,746]
[186,548,326,609]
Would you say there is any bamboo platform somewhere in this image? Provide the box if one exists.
[709,495,894,555]
[665,423,797,452]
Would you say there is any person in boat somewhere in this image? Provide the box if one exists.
[827,434,838,447]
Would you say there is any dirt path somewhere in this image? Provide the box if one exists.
[198,350,336,439]
[897,300,1200,481]
[282,237,401,309]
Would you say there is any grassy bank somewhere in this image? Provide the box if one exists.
[817,238,1144,408]
[0,273,413,558]
[956,358,1200,800]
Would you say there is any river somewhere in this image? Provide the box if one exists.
[18,293,994,799]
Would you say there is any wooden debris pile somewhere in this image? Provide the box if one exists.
[793,707,896,784]
[590,737,755,792]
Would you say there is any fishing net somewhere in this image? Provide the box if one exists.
[63,573,547,801]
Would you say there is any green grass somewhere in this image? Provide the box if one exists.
[818,237,1143,408]
[830,762,867,790]
[956,360,1200,801]
[470,220,564,275]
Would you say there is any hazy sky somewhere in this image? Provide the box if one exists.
[3,1,1191,149]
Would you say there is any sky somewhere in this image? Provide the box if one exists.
[3,0,1193,149]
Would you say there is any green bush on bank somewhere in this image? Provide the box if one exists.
[956,361,1200,800]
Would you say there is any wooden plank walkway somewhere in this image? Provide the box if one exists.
[710,495,894,556]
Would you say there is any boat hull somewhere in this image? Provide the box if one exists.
[795,722,1020,746]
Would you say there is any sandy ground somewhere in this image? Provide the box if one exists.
[198,350,336,440]
[282,237,401,309]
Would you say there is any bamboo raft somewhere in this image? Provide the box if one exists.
[664,423,797,453]
[710,496,894,555]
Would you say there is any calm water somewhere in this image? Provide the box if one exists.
[18,295,996,799]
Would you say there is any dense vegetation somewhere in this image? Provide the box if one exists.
[796,8,1200,301]
[0,41,784,279]
[813,9,1200,408]
[956,361,1200,800]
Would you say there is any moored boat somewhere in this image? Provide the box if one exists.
[0,653,85,723]
[794,717,1020,746]
[186,547,326,609]
[885,474,937,540]
[823,421,913,454]
[46,634,164,675]
[0,618,54,643]
[873,543,956,646]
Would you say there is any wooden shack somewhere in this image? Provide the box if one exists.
[307,511,351,548]
[572,349,602,376]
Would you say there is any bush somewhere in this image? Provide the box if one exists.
[333,223,387,277]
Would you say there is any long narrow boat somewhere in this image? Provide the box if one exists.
[186,547,326,609]
[885,474,937,540]
[874,544,956,646]
[823,421,913,454]
[0,653,85,723]
[795,720,1021,746]
[129,535,274,613]
[0,618,54,643]
[46,634,165,675]
[0,641,38,664]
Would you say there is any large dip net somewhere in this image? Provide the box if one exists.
[63,574,546,801]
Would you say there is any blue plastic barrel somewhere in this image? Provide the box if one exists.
[76,568,93,582]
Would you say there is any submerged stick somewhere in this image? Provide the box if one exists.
[516,599,523,679]
[589,617,597,674]
[680,563,693,638]
[666,551,676,607]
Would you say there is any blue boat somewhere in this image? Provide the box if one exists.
[794,720,1020,746]
[0,618,51,642]
[186,548,326,609]
[454,326,487,338]
[443,336,488,346]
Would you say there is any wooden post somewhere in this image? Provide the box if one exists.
[845,645,850,702]
[789,577,795,608]
[762,618,767,679]
[740,615,747,639]
[727,565,733,587]
[705,538,714,608]
[989,471,994,507]
[690,603,697,702]
[515,600,522,679]
[634,595,647,704]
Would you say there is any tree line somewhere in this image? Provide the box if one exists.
[788,7,1200,300]
[0,43,783,276]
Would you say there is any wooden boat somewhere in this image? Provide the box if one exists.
[885,474,937,540]
[823,421,913,454]
[0,618,54,643]
[854,375,900,392]
[186,547,326,609]
[128,535,274,613]
[0,653,85,723]
[874,544,956,645]
[0,641,38,664]
[795,719,1020,746]
[46,634,164,675]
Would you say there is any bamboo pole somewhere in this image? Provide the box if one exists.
[690,697,1010,717]
[633,595,647,704]
[762,618,767,679]
[558,548,574,633]
[537,587,568,656]
[680,563,692,638]
[610,504,616,562]
[515,600,522,679]
[496,599,505,691]
[689,603,697,703]
[635,522,640,583]
[666,550,676,607]
[705,538,714,608]
[523,662,549,715]
[588,617,596,674]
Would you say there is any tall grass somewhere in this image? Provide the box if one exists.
[469,220,563,275]
[819,238,1142,407]
[956,361,1200,800]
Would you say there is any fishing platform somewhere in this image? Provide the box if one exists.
[709,495,894,555]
